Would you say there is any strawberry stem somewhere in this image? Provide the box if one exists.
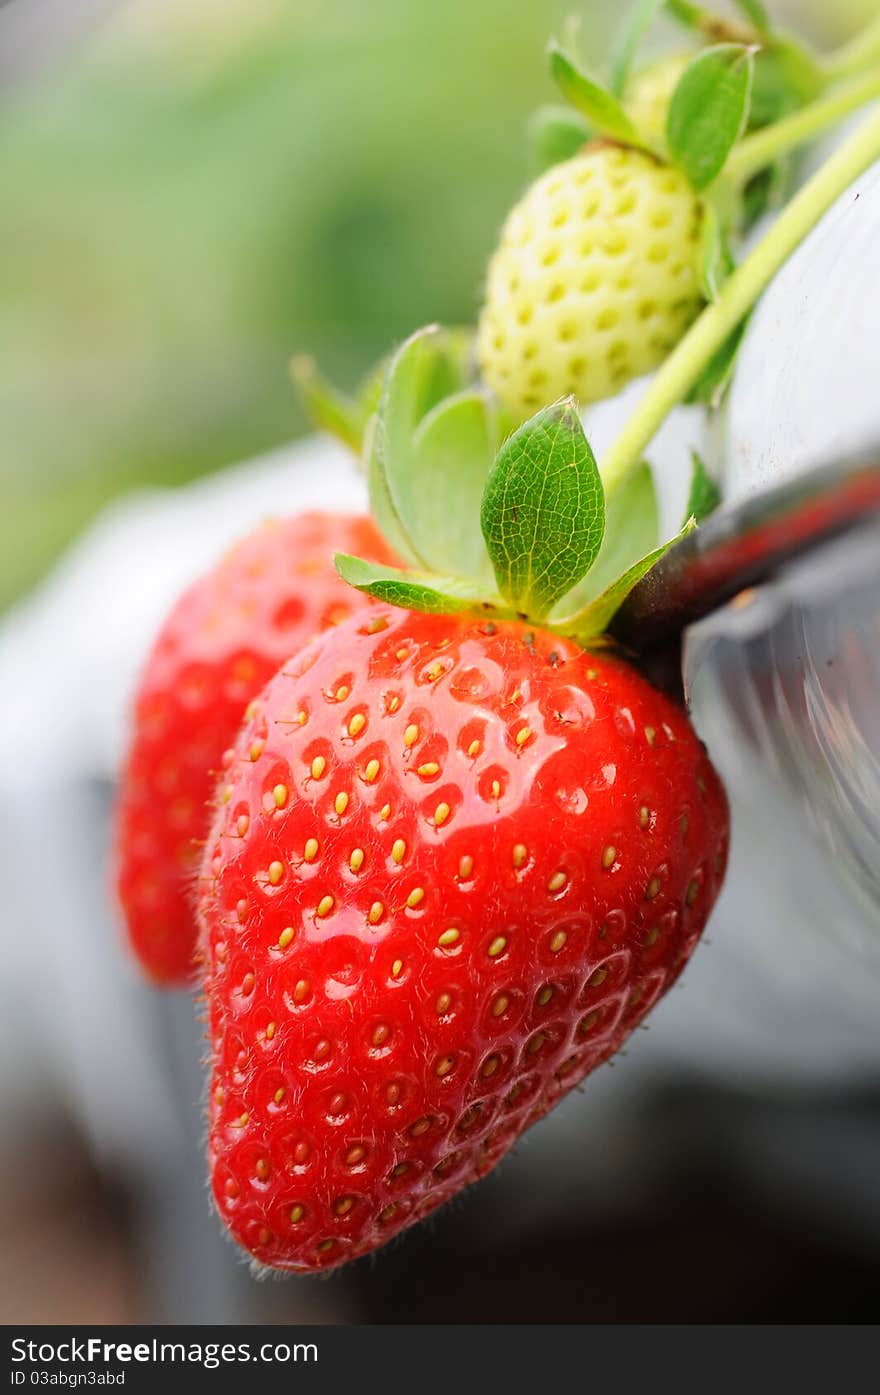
[600,105,880,498]
[821,13,880,83]
[725,66,880,186]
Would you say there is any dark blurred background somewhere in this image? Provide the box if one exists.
[2,0,880,1326]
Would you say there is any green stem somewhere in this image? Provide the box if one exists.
[725,66,880,186]
[822,13,880,82]
[600,107,880,498]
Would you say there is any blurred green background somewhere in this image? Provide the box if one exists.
[0,0,869,609]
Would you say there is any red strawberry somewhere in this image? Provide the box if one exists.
[116,511,395,987]
[199,607,728,1272]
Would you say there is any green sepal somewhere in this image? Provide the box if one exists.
[684,450,721,523]
[554,461,658,615]
[334,554,504,617]
[480,399,605,622]
[528,105,592,174]
[556,518,697,640]
[730,0,771,38]
[367,325,476,568]
[548,43,644,147]
[290,355,367,455]
[667,44,756,190]
[609,0,668,97]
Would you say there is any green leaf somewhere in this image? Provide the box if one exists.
[698,201,734,301]
[730,0,771,37]
[548,43,642,146]
[553,461,658,616]
[527,105,591,175]
[667,44,756,190]
[480,399,604,621]
[368,325,473,568]
[685,315,748,406]
[290,355,365,455]
[407,389,497,581]
[334,554,499,616]
[684,450,721,523]
[560,518,697,639]
[610,0,668,97]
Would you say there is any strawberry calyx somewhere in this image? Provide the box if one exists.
[333,325,707,645]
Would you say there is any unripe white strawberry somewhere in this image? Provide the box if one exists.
[626,54,691,151]
[478,145,704,417]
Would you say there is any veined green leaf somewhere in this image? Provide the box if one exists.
[480,399,604,621]
[334,554,500,616]
[408,389,497,581]
[548,43,642,146]
[684,450,721,523]
[560,518,697,639]
[528,104,591,175]
[553,461,658,616]
[368,325,473,568]
[290,355,365,455]
[610,0,668,97]
[667,44,756,190]
[699,201,735,301]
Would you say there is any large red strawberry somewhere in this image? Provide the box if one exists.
[197,330,729,1271]
[200,608,727,1272]
[116,511,395,987]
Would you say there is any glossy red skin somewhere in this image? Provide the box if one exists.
[116,512,395,986]
[199,608,729,1273]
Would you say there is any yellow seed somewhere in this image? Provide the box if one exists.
[404,723,420,748]
[515,725,532,748]
[410,1117,431,1136]
[549,930,567,953]
[579,1010,599,1035]
[268,861,284,885]
[290,1204,305,1224]
[686,878,699,906]
[372,1024,390,1046]
[548,870,568,892]
[317,1239,334,1254]
[645,877,661,901]
[249,739,264,762]
[241,972,255,994]
[458,855,474,879]
[601,845,616,870]
[491,994,509,1017]
[334,791,349,816]
[680,814,690,836]
[512,843,528,869]
[311,755,326,779]
[335,685,350,703]
[274,1087,286,1104]
[436,992,452,1014]
[435,1055,455,1077]
[417,762,439,777]
[278,926,296,951]
[646,926,659,946]
[387,696,400,713]
[345,1145,366,1166]
[491,779,501,800]
[236,813,250,836]
[349,847,365,873]
[348,713,366,738]
[272,784,288,809]
[255,1158,270,1180]
[234,1112,249,1128]
[638,805,650,829]
[467,739,481,757]
[293,979,309,1002]
[438,927,460,949]
[481,1055,500,1077]
[317,895,334,918]
[391,1162,409,1179]
[368,901,384,925]
[434,802,451,827]
[220,786,233,804]
[645,725,656,746]
[589,966,608,987]
[296,710,308,726]
[303,838,318,863]
[406,886,425,909]
[425,661,444,682]
[537,986,553,1006]
[527,1032,546,1054]
[396,647,409,662]
[379,803,391,821]
[391,838,406,864]
[364,759,380,783]
[391,958,404,979]
[488,935,507,958]
[266,1021,276,1040]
